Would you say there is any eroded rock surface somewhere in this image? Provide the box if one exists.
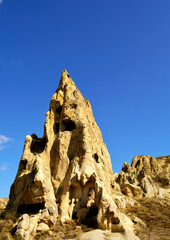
[114,155,170,199]
[5,70,136,239]
[4,71,169,240]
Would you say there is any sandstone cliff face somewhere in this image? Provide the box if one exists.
[115,155,170,198]
[6,70,137,239]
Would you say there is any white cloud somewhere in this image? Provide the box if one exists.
[0,165,7,171]
[0,135,12,151]
[0,0,3,4]
[0,135,11,144]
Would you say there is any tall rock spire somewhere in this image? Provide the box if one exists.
[5,70,137,239]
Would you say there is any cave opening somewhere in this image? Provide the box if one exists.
[17,202,45,214]
[93,153,99,163]
[54,123,60,134]
[56,106,62,115]
[19,159,28,171]
[82,205,99,228]
[30,137,47,154]
[72,211,78,220]
[61,119,76,132]
[111,216,120,225]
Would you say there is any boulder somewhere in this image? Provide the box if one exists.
[36,222,49,232]
[140,176,158,197]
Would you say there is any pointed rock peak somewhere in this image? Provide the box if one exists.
[59,69,75,89]
[62,69,69,77]
[5,70,139,240]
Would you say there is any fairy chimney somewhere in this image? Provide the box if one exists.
[6,70,130,235]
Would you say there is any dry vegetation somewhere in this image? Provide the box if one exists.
[154,176,169,186]
[0,198,91,240]
[1,197,170,240]
[122,197,170,240]
[0,198,15,240]
[33,221,89,240]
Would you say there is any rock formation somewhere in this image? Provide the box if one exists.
[3,70,169,240]
[114,155,170,199]
[5,70,139,239]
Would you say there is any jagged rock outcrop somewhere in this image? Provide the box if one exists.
[115,155,170,199]
[5,70,139,240]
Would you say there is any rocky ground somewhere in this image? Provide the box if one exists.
[122,197,170,240]
[0,199,89,240]
[0,196,170,240]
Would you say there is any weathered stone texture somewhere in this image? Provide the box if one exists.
[6,70,136,239]
[115,155,170,198]
[3,70,170,240]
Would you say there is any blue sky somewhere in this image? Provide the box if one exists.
[0,0,170,197]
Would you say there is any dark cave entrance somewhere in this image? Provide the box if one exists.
[17,202,45,214]
[30,137,47,154]
[93,153,99,163]
[61,119,76,132]
[19,159,28,171]
[56,106,62,115]
[54,123,60,134]
[81,205,99,228]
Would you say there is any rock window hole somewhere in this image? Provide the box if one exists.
[19,159,28,171]
[30,137,47,154]
[67,74,70,78]
[56,106,62,114]
[93,153,99,163]
[61,120,76,132]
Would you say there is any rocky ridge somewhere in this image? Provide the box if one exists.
[1,70,169,240]
[114,155,170,199]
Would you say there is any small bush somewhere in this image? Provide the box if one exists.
[155,176,169,186]
[84,98,89,104]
